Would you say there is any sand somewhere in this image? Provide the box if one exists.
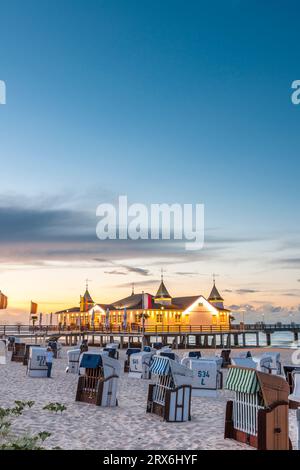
[0,346,298,450]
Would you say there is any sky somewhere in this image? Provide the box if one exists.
[0,0,300,323]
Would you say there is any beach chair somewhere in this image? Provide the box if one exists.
[224,366,291,450]
[128,350,156,379]
[237,351,252,359]
[7,336,15,351]
[66,349,81,374]
[261,352,281,375]
[288,372,300,404]
[124,348,141,372]
[80,339,89,354]
[186,358,223,397]
[27,347,48,377]
[23,344,40,366]
[76,352,121,406]
[283,365,300,394]
[11,343,26,362]
[220,349,231,368]
[146,355,193,422]
[103,342,119,359]
[0,340,6,365]
[251,355,272,374]
[297,408,300,450]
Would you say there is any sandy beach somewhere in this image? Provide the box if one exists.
[0,346,298,450]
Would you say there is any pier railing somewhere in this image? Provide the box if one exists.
[0,323,300,336]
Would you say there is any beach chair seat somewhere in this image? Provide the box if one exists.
[11,343,26,362]
[220,349,231,368]
[23,344,40,366]
[261,352,281,375]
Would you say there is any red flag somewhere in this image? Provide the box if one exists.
[0,292,8,309]
[30,301,38,315]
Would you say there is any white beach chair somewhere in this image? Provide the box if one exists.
[252,355,272,374]
[0,340,6,365]
[76,352,121,406]
[261,352,281,375]
[128,350,155,379]
[66,348,81,374]
[182,357,223,397]
[288,372,300,403]
[27,347,48,377]
[155,348,180,362]
[147,355,193,422]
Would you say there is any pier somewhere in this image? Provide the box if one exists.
[0,323,299,349]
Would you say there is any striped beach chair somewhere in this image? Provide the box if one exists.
[224,366,291,450]
[146,355,193,422]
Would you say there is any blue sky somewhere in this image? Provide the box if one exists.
[0,0,300,320]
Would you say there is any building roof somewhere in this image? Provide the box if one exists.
[83,289,94,303]
[208,282,224,302]
[155,280,171,299]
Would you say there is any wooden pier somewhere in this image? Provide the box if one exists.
[0,323,299,349]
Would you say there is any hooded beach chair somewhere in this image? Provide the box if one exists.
[261,352,281,375]
[0,340,6,365]
[224,366,291,450]
[76,352,121,406]
[288,371,300,404]
[128,350,156,379]
[23,344,40,366]
[124,348,141,372]
[27,347,48,377]
[66,348,81,374]
[146,355,193,422]
[103,342,119,359]
[11,342,26,362]
[182,357,223,397]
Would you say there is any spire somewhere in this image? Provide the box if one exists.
[131,283,135,296]
[155,269,171,305]
[208,278,224,308]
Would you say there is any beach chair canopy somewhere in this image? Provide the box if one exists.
[160,352,176,361]
[126,348,141,356]
[80,353,102,369]
[226,366,261,394]
[188,351,201,358]
[150,355,193,386]
[106,342,119,350]
[231,357,257,369]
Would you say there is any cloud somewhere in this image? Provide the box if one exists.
[235,289,260,294]
[104,270,127,275]
[272,258,300,269]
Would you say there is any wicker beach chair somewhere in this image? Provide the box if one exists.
[224,366,291,450]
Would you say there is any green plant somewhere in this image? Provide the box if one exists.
[0,401,52,450]
[43,402,67,414]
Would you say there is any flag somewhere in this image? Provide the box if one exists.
[91,308,95,327]
[0,292,8,309]
[39,313,43,326]
[143,293,152,309]
[49,312,53,326]
[30,301,38,314]
[105,308,110,329]
[122,308,127,330]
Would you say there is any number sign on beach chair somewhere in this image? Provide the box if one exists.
[0,340,6,365]
[146,355,193,422]
[224,366,291,450]
[66,349,81,374]
[188,359,223,397]
[11,343,26,362]
[76,353,121,407]
[128,350,156,379]
[27,347,48,377]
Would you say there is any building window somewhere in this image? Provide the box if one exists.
[219,313,226,323]
[156,313,163,323]
[117,313,122,323]
[135,313,140,323]
[174,312,181,323]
